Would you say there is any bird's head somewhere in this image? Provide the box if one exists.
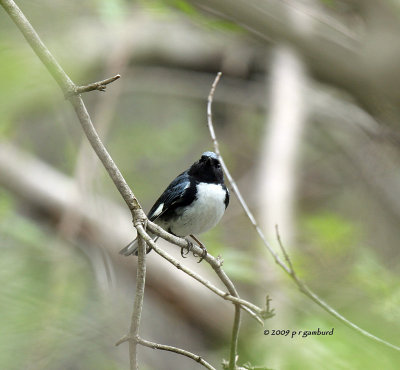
[188,151,224,184]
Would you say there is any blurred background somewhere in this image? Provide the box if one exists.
[1,0,400,369]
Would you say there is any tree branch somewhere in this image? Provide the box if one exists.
[275,226,400,353]
[138,337,217,370]
[70,74,121,95]
[207,73,292,275]
[207,72,400,353]
[116,336,217,370]
[128,229,147,369]
[136,225,266,324]
[0,2,147,368]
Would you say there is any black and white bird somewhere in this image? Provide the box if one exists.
[119,151,229,256]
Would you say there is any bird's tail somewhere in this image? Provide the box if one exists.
[119,233,158,256]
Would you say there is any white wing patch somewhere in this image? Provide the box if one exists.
[152,203,164,218]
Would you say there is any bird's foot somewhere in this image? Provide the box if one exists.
[181,239,192,258]
[190,234,207,263]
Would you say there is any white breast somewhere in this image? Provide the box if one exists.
[170,182,226,237]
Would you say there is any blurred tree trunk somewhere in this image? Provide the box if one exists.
[187,0,400,126]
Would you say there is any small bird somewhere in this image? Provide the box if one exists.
[119,151,229,257]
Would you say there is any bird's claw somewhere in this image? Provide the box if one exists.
[197,246,207,263]
[181,240,192,258]
[189,234,207,263]
[193,244,207,263]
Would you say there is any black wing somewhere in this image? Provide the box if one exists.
[224,185,230,209]
[147,171,192,221]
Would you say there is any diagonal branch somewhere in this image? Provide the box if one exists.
[206,72,400,353]
[137,337,216,370]
[116,336,217,370]
[275,226,400,353]
[0,2,146,368]
[136,225,266,324]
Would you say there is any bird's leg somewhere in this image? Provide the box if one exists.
[181,238,192,258]
[190,234,207,263]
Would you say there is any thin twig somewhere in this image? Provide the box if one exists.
[274,226,400,352]
[275,224,294,273]
[217,267,241,370]
[128,228,147,369]
[208,73,242,369]
[138,337,217,370]
[206,72,400,353]
[115,335,129,347]
[116,335,217,370]
[71,74,121,95]
[207,73,291,275]
[136,226,264,325]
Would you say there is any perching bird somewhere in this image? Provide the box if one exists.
[119,151,229,257]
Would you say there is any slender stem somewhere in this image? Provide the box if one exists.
[72,74,121,95]
[214,267,240,370]
[129,230,147,369]
[207,72,400,353]
[208,72,243,369]
[116,335,217,370]
[138,337,217,370]
[207,72,290,274]
[275,227,400,352]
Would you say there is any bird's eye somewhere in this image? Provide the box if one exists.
[216,162,221,168]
